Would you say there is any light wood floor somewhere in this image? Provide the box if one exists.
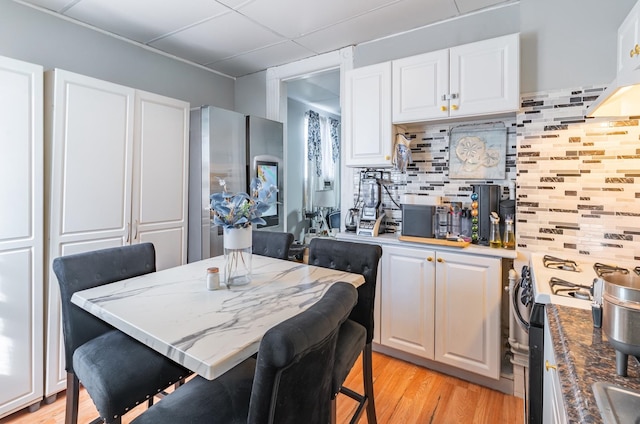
[1,352,523,424]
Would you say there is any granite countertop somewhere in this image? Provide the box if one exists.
[547,304,640,422]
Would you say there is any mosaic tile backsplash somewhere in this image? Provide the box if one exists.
[350,117,518,233]
[351,85,640,262]
[518,86,640,262]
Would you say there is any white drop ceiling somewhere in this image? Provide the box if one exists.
[17,0,513,78]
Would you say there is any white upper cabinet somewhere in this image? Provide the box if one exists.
[392,33,520,123]
[618,0,640,75]
[344,62,393,167]
[0,55,44,419]
[392,49,449,123]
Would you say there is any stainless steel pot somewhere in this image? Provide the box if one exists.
[602,268,640,376]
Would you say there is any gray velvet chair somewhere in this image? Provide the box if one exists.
[131,282,359,424]
[252,230,294,260]
[52,243,191,424]
[307,238,383,424]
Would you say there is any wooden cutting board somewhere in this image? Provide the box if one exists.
[398,235,470,248]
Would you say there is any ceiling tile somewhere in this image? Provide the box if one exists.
[150,11,285,65]
[455,0,511,14]
[296,0,458,54]
[18,0,73,12]
[208,41,315,77]
[237,0,399,38]
[214,0,254,9]
[63,0,228,43]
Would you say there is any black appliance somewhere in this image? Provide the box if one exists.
[401,204,435,238]
[528,302,545,424]
[472,184,500,245]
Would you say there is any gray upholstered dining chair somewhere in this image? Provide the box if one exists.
[307,238,383,424]
[131,282,359,424]
[252,230,294,260]
[52,243,191,424]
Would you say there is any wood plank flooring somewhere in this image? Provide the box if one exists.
[1,352,523,424]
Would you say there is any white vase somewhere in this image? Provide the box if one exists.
[223,225,252,286]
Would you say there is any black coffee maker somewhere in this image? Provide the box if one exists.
[472,184,501,246]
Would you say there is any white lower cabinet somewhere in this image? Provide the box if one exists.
[379,245,502,379]
[434,251,501,379]
[381,245,435,359]
[543,314,567,424]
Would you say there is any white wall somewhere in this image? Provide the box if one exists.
[0,1,234,108]
[354,3,519,67]
[286,98,307,240]
[520,0,635,93]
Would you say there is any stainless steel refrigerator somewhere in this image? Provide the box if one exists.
[188,106,284,262]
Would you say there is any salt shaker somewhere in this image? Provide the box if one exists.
[206,267,220,290]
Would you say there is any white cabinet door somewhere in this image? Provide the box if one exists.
[434,251,501,379]
[618,0,640,74]
[0,56,44,418]
[132,90,189,271]
[344,62,392,168]
[543,314,567,424]
[450,33,520,118]
[44,69,135,397]
[392,49,449,122]
[380,245,435,359]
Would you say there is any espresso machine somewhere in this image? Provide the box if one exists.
[356,172,384,236]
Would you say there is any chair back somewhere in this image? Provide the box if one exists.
[252,230,294,260]
[52,243,156,373]
[308,238,382,343]
[248,282,358,424]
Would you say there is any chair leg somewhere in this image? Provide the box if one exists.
[363,344,377,424]
[65,372,80,424]
[331,397,337,424]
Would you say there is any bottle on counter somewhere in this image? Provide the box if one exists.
[489,212,501,248]
[503,217,515,249]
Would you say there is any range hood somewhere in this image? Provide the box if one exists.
[586,68,640,118]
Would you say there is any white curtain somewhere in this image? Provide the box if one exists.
[304,111,340,211]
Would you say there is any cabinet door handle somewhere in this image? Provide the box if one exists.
[545,360,557,371]
[126,222,130,242]
[437,257,444,263]
[384,155,391,160]
[133,219,138,240]
[427,257,433,262]
[440,106,447,111]
[451,104,459,111]
[631,44,640,57]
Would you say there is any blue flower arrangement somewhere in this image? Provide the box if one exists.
[210,177,277,229]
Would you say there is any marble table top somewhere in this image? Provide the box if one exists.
[71,255,364,380]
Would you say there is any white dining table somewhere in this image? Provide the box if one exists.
[71,254,364,380]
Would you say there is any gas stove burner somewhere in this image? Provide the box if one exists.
[593,262,629,278]
[549,276,593,300]
[543,255,581,272]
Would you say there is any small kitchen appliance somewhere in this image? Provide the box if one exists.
[344,208,359,232]
[356,172,384,236]
[400,194,441,238]
[472,184,500,245]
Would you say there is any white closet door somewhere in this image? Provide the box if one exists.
[131,90,189,271]
[0,55,44,419]
[44,69,135,397]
